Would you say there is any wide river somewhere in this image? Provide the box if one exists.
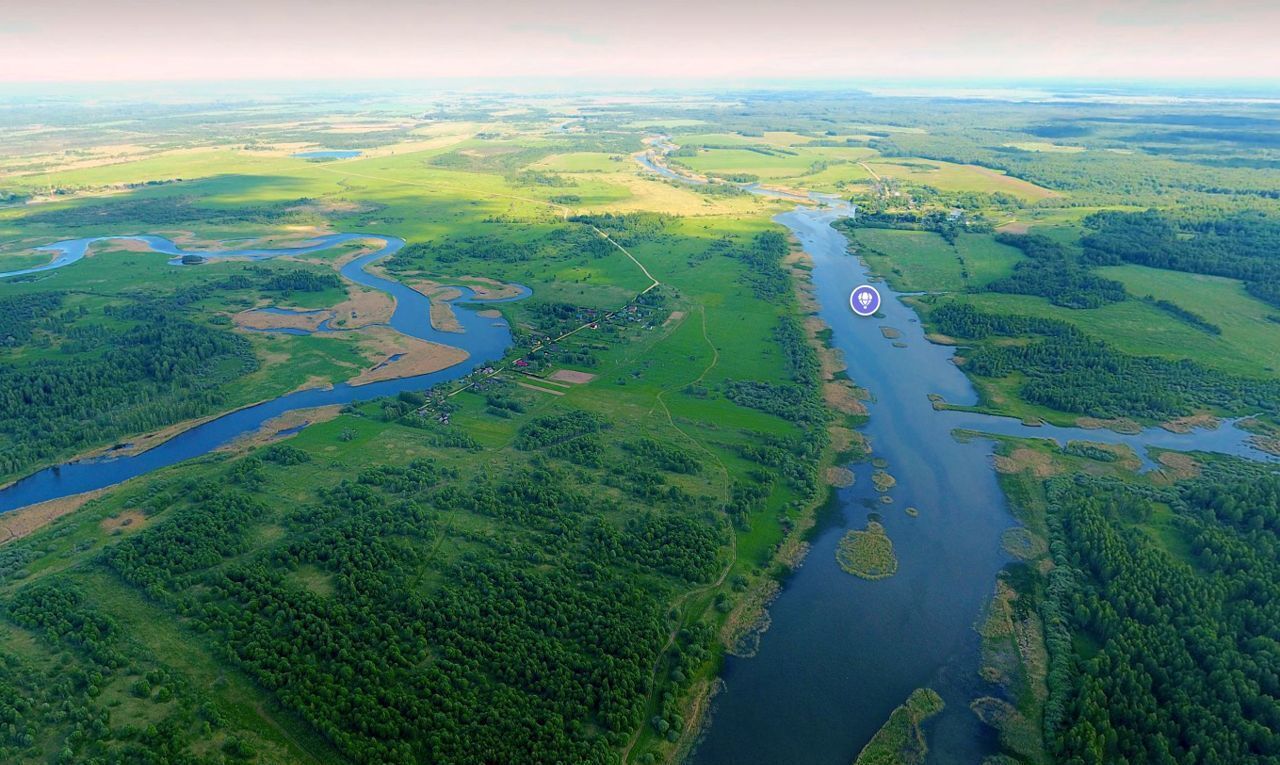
[632,157,1272,763]
[0,234,527,513]
[2,163,1274,762]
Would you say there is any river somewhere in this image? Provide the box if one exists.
[0,234,527,514]
[630,147,1273,764]
[2,157,1273,761]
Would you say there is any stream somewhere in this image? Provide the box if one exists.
[0,234,527,513]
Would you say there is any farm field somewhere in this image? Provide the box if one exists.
[1096,264,1280,376]
[859,158,1059,200]
[958,287,1278,379]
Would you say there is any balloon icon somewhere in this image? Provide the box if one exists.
[850,284,881,317]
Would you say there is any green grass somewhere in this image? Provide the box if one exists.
[676,148,815,179]
[853,688,944,765]
[529,152,627,172]
[1097,264,1280,376]
[1003,142,1085,153]
[1140,499,1197,565]
[0,110,881,764]
[955,233,1024,286]
[855,229,966,292]
[81,569,346,764]
[2,185,821,763]
[854,230,1023,293]
[862,158,1058,201]
[674,144,875,183]
[836,521,899,580]
[0,248,54,272]
[621,119,707,129]
[958,287,1277,378]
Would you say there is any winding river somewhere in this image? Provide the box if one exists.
[633,143,1273,764]
[0,234,528,514]
[0,151,1274,762]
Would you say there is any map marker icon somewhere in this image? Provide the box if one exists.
[850,284,881,317]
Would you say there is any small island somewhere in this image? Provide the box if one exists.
[853,688,945,765]
[836,520,899,580]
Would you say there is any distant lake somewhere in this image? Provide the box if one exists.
[292,150,362,159]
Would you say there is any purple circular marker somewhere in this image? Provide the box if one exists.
[850,284,881,317]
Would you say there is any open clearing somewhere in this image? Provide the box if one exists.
[860,158,1058,200]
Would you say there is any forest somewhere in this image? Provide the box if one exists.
[2,86,1279,765]
[0,312,256,478]
[986,234,1128,309]
[0,418,733,763]
[1042,463,1280,764]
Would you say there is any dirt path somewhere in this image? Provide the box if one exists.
[593,225,660,295]
[622,305,734,765]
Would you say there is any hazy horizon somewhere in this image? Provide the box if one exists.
[2,0,1278,85]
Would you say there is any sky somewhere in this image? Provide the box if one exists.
[1,0,1277,85]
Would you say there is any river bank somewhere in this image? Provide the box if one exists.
[0,233,529,516]
[665,228,869,765]
[627,137,1274,765]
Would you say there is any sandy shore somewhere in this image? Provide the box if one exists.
[216,405,343,453]
[233,283,395,333]
[349,327,469,385]
[234,308,327,332]
[0,487,112,545]
[1160,413,1220,433]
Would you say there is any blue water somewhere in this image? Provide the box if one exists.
[634,145,707,185]
[643,187,1271,761]
[0,234,529,514]
[292,150,362,159]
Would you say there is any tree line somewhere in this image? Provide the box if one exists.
[931,303,1280,420]
[1082,209,1280,309]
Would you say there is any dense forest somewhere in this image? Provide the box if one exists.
[0,293,68,348]
[5,88,1280,765]
[1042,464,1280,764]
[0,437,729,763]
[986,234,1128,309]
[21,196,323,229]
[0,313,255,478]
[0,254,364,479]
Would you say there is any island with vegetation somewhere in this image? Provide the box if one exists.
[836,520,899,580]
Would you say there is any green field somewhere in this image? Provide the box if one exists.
[673,144,877,183]
[1097,264,1280,376]
[0,105,848,765]
[1003,142,1086,153]
[853,229,1023,293]
[530,151,628,172]
[959,288,1278,378]
[861,158,1058,201]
